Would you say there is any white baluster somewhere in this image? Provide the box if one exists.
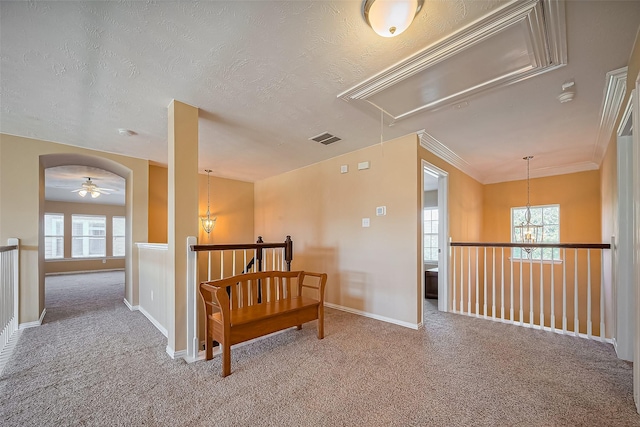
[492,247,496,320]
[562,248,567,333]
[475,247,479,317]
[550,248,555,332]
[232,250,236,276]
[461,247,464,314]
[468,247,472,315]
[483,247,487,318]
[501,247,505,321]
[600,248,606,341]
[272,248,276,270]
[519,250,524,325]
[452,246,457,313]
[243,250,247,273]
[510,250,514,323]
[539,248,544,329]
[220,251,224,279]
[587,249,592,338]
[529,253,533,327]
[574,249,579,336]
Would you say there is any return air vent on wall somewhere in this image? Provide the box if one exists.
[310,132,341,145]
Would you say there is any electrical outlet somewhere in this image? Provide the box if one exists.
[102,259,106,264]
[362,218,370,227]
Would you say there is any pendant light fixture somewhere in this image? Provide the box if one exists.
[514,156,542,253]
[363,0,424,38]
[200,169,217,237]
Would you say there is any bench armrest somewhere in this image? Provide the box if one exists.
[199,282,231,322]
[299,271,327,303]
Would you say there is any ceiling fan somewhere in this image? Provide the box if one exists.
[71,177,115,198]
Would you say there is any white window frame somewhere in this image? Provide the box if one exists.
[112,216,125,257]
[44,213,64,259]
[511,204,560,261]
[423,207,439,262]
[71,214,106,258]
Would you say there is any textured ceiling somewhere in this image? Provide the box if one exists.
[1,0,639,186]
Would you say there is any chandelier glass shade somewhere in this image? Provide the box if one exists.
[514,156,542,253]
[363,0,424,38]
[201,169,217,236]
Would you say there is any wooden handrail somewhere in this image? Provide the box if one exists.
[190,235,294,271]
[450,242,610,249]
[0,245,18,253]
[190,236,291,252]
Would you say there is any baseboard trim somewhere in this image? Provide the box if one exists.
[19,309,46,329]
[324,302,420,330]
[45,268,125,276]
[123,298,139,311]
[166,346,187,360]
[138,306,168,337]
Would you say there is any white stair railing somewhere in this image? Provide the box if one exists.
[0,238,20,373]
[449,241,612,341]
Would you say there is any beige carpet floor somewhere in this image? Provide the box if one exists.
[1,271,639,426]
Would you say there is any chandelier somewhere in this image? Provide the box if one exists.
[200,169,216,237]
[514,156,542,253]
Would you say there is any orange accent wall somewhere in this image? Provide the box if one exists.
[148,164,168,243]
[483,170,601,243]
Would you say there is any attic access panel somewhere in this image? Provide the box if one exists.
[338,0,566,121]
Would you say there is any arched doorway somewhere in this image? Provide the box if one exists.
[39,153,135,316]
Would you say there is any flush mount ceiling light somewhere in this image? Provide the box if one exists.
[363,0,424,38]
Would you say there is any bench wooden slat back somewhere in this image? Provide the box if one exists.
[202,270,304,313]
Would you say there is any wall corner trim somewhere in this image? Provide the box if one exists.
[166,346,187,360]
[123,298,138,311]
[19,309,46,329]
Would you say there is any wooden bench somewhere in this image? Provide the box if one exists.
[199,270,327,377]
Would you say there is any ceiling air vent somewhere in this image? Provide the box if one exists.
[310,132,341,145]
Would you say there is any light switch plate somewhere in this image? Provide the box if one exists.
[358,161,370,170]
[376,206,386,216]
[340,165,348,174]
[362,218,370,227]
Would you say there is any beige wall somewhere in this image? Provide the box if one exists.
[43,200,126,274]
[256,134,421,326]
[0,133,148,324]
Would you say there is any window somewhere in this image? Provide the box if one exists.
[423,208,439,262]
[44,213,64,259]
[72,215,106,258]
[112,216,125,257]
[511,204,560,260]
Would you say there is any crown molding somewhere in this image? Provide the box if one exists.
[338,0,566,120]
[617,88,634,137]
[594,67,628,163]
[482,161,599,185]
[417,130,483,183]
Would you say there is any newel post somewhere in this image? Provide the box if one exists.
[256,236,264,272]
[284,236,293,271]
